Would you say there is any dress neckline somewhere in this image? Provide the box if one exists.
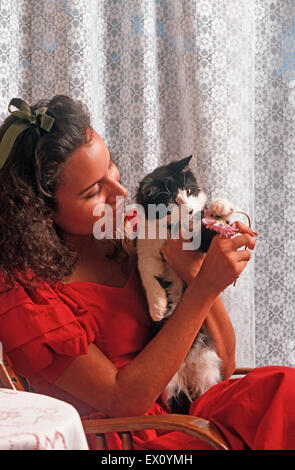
[57,263,137,291]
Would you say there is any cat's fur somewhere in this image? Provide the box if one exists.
[135,155,234,413]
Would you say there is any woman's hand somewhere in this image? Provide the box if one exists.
[161,221,257,289]
[197,221,257,296]
[161,235,205,285]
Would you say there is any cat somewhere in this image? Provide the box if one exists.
[135,155,234,413]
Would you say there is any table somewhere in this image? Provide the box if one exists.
[0,388,89,450]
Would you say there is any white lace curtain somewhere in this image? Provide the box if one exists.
[1,0,294,367]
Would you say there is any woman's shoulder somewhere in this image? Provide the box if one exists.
[0,271,57,306]
[0,270,96,329]
[0,270,99,380]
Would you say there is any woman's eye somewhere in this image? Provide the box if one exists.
[84,160,115,199]
[85,185,100,199]
[186,189,192,196]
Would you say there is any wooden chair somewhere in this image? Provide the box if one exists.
[0,355,252,450]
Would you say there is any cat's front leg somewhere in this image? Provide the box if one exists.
[138,255,168,322]
[209,198,234,222]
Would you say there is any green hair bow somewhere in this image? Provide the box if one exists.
[0,98,55,170]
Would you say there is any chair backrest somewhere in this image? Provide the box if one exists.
[0,355,29,392]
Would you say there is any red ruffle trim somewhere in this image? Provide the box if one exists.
[0,279,99,382]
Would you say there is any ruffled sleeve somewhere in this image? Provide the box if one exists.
[0,278,99,383]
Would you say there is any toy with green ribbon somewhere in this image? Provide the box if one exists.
[0,98,55,170]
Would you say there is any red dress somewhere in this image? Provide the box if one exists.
[0,266,295,450]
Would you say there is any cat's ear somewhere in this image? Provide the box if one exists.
[179,155,193,173]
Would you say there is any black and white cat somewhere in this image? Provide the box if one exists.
[135,155,234,413]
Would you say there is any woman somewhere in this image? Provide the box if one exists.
[0,95,294,450]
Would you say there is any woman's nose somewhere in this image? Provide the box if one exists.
[108,179,128,200]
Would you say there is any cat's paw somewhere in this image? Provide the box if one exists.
[149,294,168,321]
[210,198,234,221]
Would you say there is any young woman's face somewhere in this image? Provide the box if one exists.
[53,128,127,236]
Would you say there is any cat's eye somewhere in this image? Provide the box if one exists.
[186,189,192,197]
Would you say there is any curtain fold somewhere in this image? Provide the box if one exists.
[0,0,294,367]
[255,0,295,367]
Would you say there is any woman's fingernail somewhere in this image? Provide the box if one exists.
[252,231,258,236]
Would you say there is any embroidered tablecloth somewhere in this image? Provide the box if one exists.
[0,388,89,450]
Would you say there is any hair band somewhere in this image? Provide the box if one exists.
[0,98,55,169]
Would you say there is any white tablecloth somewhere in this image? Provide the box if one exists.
[0,388,89,450]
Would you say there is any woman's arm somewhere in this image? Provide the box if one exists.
[55,275,216,417]
[204,296,236,379]
[55,226,255,417]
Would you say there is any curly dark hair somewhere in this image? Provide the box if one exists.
[0,95,126,289]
